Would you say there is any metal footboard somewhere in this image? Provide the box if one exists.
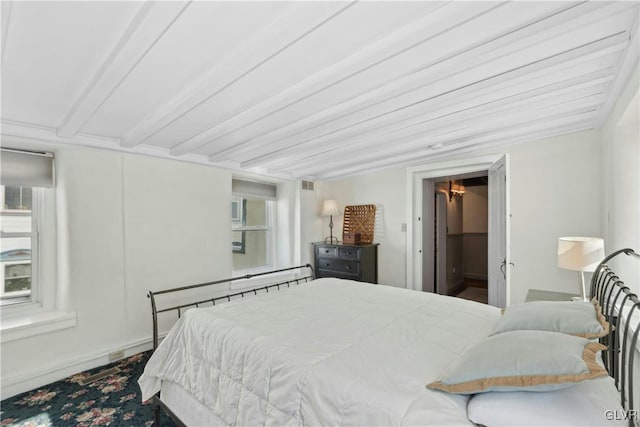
[590,249,640,427]
[147,264,314,351]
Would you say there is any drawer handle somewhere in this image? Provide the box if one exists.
[346,251,352,255]
[323,250,330,254]
[345,266,351,270]
[324,263,331,267]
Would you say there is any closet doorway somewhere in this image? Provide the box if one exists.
[433,174,489,304]
[406,154,510,308]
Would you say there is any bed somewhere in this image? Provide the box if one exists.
[139,250,640,427]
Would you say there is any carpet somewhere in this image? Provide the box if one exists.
[1,351,176,427]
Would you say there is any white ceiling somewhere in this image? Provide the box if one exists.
[1,1,638,181]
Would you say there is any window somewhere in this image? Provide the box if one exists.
[5,185,32,210]
[0,148,54,310]
[231,197,274,270]
[231,179,277,272]
[0,185,37,306]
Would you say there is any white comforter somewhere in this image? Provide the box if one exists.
[139,278,501,426]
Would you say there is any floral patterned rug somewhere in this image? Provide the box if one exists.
[1,351,176,427]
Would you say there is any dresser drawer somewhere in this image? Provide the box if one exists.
[316,246,338,258]
[312,242,378,284]
[316,257,360,276]
[338,247,360,259]
[316,270,360,280]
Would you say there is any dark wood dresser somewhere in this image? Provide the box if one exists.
[312,242,379,284]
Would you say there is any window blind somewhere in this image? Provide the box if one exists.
[1,148,54,188]
[232,178,276,200]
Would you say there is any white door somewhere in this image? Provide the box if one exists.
[488,155,509,307]
[422,180,435,292]
[435,192,447,295]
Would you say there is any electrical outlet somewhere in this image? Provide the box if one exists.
[452,267,456,274]
[401,223,407,232]
[109,350,124,361]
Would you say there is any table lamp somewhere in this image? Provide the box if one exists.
[322,199,340,244]
[557,237,605,301]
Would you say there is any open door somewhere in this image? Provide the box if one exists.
[488,155,509,307]
[435,192,447,295]
[422,180,435,292]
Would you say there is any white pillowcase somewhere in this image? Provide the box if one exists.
[467,376,626,427]
[494,300,609,339]
[427,331,607,394]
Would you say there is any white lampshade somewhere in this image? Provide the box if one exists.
[321,199,339,217]
[557,237,605,272]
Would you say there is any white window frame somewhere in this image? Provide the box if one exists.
[1,182,76,342]
[0,149,76,344]
[231,196,276,275]
[0,186,39,309]
[1,184,63,321]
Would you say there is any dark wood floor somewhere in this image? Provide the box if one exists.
[451,279,488,304]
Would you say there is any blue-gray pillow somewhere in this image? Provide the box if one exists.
[427,330,607,394]
[494,299,609,339]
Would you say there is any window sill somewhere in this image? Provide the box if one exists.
[0,311,77,343]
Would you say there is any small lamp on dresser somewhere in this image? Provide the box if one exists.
[322,199,340,244]
[557,236,605,301]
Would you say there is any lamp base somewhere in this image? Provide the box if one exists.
[578,270,589,302]
[324,236,339,244]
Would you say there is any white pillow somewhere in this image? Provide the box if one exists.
[494,299,609,339]
[427,331,607,394]
[467,376,627,427]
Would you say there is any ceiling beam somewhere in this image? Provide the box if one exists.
[204,2,631,162]
[243,31,625,165]
[56,1,191,138]
[282,101,601,176]
[248,69,614,170]
[1,119,301,180]
[239,33,626,168]
[311,117,594,181]
[276,86,608,173]
[594,5,639,128]
[120,2,355,148]
[168,1,501,156]
[314,121,593,181]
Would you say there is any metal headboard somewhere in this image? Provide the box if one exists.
[147,264,314,351]
[590,248,640,426]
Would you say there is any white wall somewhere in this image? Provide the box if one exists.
[601,65,640,294]
[504,131,602,303]
[298,181,327,267]
[1,142,232,397]
[324,129,603,303]
[462,186,488,233]
[463,185,488,280]
[324,168,407,287]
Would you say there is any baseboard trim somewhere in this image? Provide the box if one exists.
[1,336,157,399]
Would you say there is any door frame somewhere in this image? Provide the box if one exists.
[405,154,510,302]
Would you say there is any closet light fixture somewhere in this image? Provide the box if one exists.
[449,181,465,201]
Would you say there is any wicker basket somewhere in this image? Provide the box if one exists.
[342,204,376,244]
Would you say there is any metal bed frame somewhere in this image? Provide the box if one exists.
[146,264,315,426]
[590,248,640,427]
[144,253,640,427]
